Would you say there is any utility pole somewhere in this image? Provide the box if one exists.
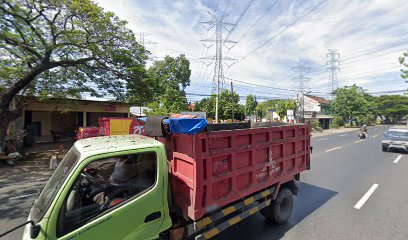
[254,95,257,122]
[326,49,340,94]
[292,63,311,123]
[200,12,237,124]
[230,81,234,121]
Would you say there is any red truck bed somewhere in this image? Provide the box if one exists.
[168,124,311,221]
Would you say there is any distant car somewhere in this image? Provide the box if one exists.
[382,127,408,152]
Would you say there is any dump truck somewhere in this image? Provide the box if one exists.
[22,121,310,240]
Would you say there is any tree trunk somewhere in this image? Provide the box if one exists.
[0,110,13,151]
[0,121,6,152]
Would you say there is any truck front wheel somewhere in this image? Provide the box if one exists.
[261,187,293,224]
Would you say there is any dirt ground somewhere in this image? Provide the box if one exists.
[0,141,74,185]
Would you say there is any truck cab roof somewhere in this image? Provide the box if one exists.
[74,135,162,155]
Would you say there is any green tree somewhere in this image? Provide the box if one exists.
[195,90,240,120]
[234,104,246,121]
[376,95,408,123]
[331,85,371,126]
[399,50,408,80]
[245,94,256,117]
[276,99,296,120]
[218,89,240,120]
[144,54,191,115]
[256,101,266,119]
[0,0,148,143]
[195,96,215,118]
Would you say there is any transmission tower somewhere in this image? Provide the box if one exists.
[136,32,157,60]
[199,12,237,123]
[292,63,311,123]
[326,49,340,94]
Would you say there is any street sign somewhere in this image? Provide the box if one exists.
[287,110,294,120]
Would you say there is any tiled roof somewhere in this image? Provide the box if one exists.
[305,95,330,104]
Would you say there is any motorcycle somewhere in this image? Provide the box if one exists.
[358,132,367,139]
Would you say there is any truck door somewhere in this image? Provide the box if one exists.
[49,149,166,240]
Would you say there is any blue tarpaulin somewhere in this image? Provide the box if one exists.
[168,118,207,134]
[137,117,207,134]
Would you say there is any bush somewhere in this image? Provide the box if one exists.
[311,120,320,129]
[330,116,344,129]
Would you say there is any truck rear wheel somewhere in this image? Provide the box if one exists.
[261,187,293,224]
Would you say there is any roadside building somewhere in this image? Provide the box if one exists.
[20,97,130,143]
[302,94,333,129]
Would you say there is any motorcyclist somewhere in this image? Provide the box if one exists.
[360,124,368,138]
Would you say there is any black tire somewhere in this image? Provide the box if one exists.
[6,159,15,165]
[261,187,293,225]
[382,146,388,152]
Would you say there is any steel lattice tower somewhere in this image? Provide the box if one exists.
[292,63,311,122]
[200,12,237,123]
[326,49,340,94]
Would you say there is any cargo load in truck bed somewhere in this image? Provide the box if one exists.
[168,124,311,221]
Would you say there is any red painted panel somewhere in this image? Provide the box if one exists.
[236,151,251,169]
[169,124,311,221]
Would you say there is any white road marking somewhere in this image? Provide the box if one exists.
[355,139,364,143]
[339,134,347,137]
[9,193,37,200]
[317,138,328,141]
[372,135,378,138]
[325,146,341,152]
[354,183,379,210]
[393,155,402,164]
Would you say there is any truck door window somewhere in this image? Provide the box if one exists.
[57,152,157,237]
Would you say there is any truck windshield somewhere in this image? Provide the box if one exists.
[31,148,80,222]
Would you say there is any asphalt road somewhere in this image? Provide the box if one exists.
[0,156,51,240]
[1,125,407,239]
[213,125,408,240]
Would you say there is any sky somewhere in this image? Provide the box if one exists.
[94,0,408,103]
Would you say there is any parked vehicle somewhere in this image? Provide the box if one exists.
[22,121,311,240]
[382,126,408,152]
[76,117,145,140]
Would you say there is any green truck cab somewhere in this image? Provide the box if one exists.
[24,135,172,240]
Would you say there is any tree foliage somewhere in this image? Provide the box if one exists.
[376,95,408,123]
[0,0,148,141]
[143,54,191,116]
[195,90,244,121]
[245,94,256,117]
[331,85,372,125]
[399,50,408,80]
[276,99,296,120]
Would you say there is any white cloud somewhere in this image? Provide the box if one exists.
[95,0,408,101]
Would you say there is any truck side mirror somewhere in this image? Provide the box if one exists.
[30,223,41,239]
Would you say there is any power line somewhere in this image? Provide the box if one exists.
[367,89,407,94]
[342,47,405,63]
[235,0,328,64]
[224,0,256,42]
[225,77,297,92]
[232,0,279,47]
